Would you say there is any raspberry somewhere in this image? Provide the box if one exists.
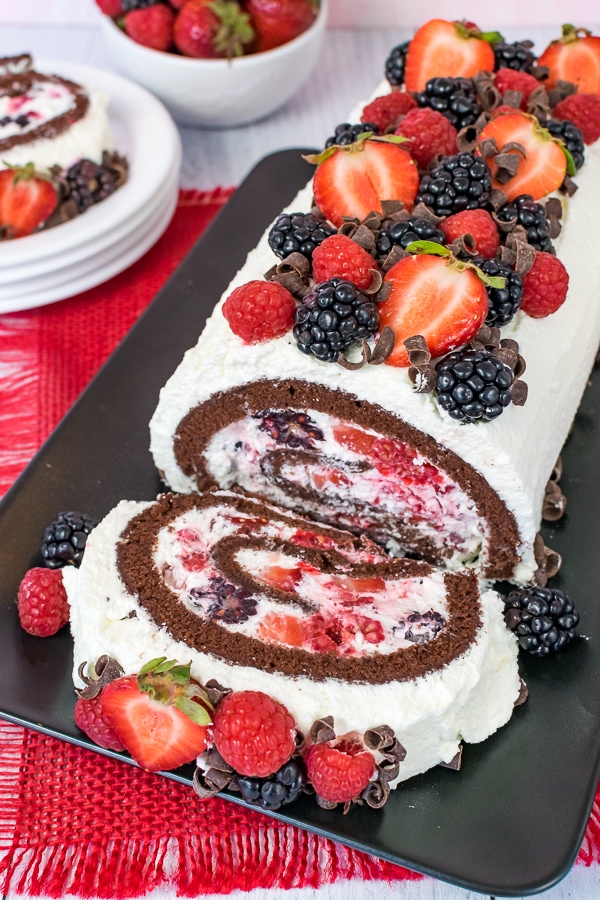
[360,92,417,133]
[553,93,600,145]
[212,690,296,777]
[74,696,126,752]
[440,209,500,259]
[17,567,69,637]
[222,280,296,343]
[95,0,123,15]
[494,68,539,110]
[395,107,458,171]
[125,4,175,52]
[305,738,375,803]
[311,234,377,291]
[520,251,569,318]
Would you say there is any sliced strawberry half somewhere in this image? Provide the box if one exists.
[478,112,567,201]
[310,138,418,228]
[380,253,488,367]
[537,24,600,94]
[404,19,496,92]
[101,658,212,773]
[0,164,57,238]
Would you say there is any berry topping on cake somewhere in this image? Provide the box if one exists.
[553,93,600,145]
[309,137,419,227]
[101,658,213,772]
[63,159,122,212]
[222,280,296,343]
[74,695,126,752]
[96,0,124,15]
[41,510,98,569]
[380,252,488,367]
[469,255,523,327]
[293,277,379,362]
[173,0,253,58]
[125,3,175,52]
[17,567,69,637]
[546,119,585,170]
[440,209,499,259]
[376,215,446,260]
[237,757,308,810]
[520,251,569,317]
[268,211,335,262]
[311,234,378,291]
[537,24,600,94]
[324,122,379,148]
[435,347,515,422]
[394,107,458,171]
[360,92,417,133]
[190,577,257,624]
[494,68,540,110]
[478,112,568,201]
[404,19,496,92]
[504,586,579,656]
[255,409,324,449]
[0,164,57,238]
[305,736,375,803]
[416,151,492,216]
[414,76,482,131]
[495,194,554,253]
[385,40,411,87]
[212,690,296,777]
[492,39,536,72]
[245,0,317,53]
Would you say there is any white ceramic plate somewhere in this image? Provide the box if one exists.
[0,184,178,314]
[0,60,181,276]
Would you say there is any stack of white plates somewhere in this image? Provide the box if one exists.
[0,61,181,314]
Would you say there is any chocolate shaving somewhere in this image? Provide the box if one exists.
[511,380,528,406]
[439,746,462,771]
[350,223,377,254]
[315,794,338,810]
[369,326,395,365]
[447,234,477,258]
[547,79,578,109]
[531,64,550,82]
[76,656,125,699]
[543,197,563,241]
[560,175,578,197]
[478,137,498,159]
[264,251,311,299]
[380,199,404,217]
[204,678,232,707]
[551,455,563,482]
[504,234,536,276]
[527,85,550,124]
[503,89,523,109]
[533,534,562,585]
[489,188,509,211]
[373,281,391,303]
[405,336,436,393]
[338,340,371,370]
[102,150,129,188]
[495,148,526,185]
[364,269,383,295]
[409,202,445,225]
[492,208,518,233]
[381,244,410,272]
[474,70,502,111]
[474,325,501,351]
[493,347,519,371]
[404,334,430,361]
[456,124,480,153]
[361,780,390,808]
[310,716,336,744]
[193,750,235,798]
[515,679,529,707]
[542,479,567,521]
[408,365,437,393]
[364,725,406,783]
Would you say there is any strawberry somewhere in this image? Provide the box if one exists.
[311,234,378,291]
[310,137,419,228]
[101,658,213,773]
[173,0,253,58]
[259,564,303,592]
[259,611,307,647]
[440,209,500,258]
[537,24,600,95]
[404,19,496,92]
[125,3,175,52]
[478,112,567,201]
[0,165,57,238]
[245,0,317,53]
[380,252,488,367]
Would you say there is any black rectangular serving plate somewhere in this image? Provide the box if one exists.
[1,149,600,897]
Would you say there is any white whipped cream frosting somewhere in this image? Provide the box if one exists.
[150,84,600,584]
[64,498,520,784]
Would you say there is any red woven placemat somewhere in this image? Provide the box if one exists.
[0,190,421,897]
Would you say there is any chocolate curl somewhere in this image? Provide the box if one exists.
[547,79,578,109]
[543,197,563,240]
[489,188,509,211]
[315,794,338,810]
[193,749,235,799]
[369,326,396,365]
[494,142,527,186]
[439,746,462,771]
[533,533,562,586]
[410,202,446,225]
[527,85,550,124]
[515,679,529,707]
[264,251,311,299]
[350,223,377,254]
[531,64,550,82]
[102,150,129,188]
[373,281,391,304]
[381,244,410,272]
[338,340,372,371]
[503,90,523,110]
[472,325,501,352]
[204,678,232,707]
[551,455,563,482]
[498,229,536,276]
[364,725,406,783]
[543,479,567,521]
[456,124,481,153]
[76,656,125,699]
[405,335,436,394]
[474,70,502,111]
[310,716,336,744]
[447,233,477,258]
[478,137,499,159]
[560,175,578,197]
[380,199,405,217]
[361,780,390,809]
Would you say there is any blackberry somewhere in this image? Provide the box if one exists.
[41,511,98,569]
[325,121,379,148]
[435,348,514,422]
[255,410,324,450]
[190,578,257,625]
[416,152,492,216]
[495,194,554,253]
[385,40,410,86]
[416,77,481,130]
[237,758,308,811]
[469,255,524,327]
[293,278,379,363]
[65,159,120,213]
[268,212,335,262]
[493,40,536,72]
[547,118,585,170]
[504,586,579,657]
[121,0,160,10]
[395,610,446,643]
[376,215,446,260]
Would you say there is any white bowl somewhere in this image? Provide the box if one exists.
[99,0,328,128]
